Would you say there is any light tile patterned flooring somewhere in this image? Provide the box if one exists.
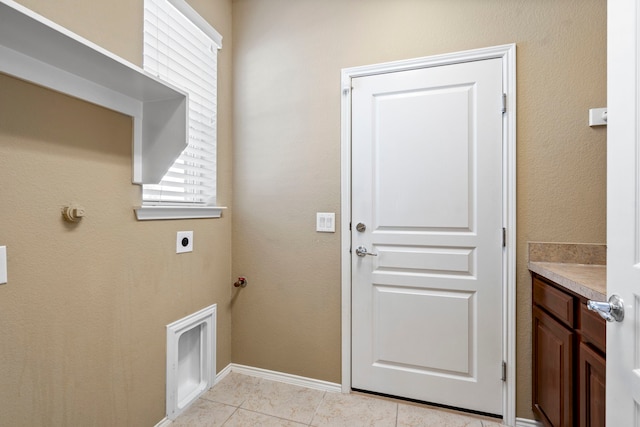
[171,372,509,427]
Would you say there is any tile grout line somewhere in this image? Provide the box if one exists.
[220,405,240,426]
[395,401,399,427]
[230,406,312,426]
[221,375,324,426]
[307,390,327,427]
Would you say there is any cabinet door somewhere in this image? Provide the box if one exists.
[533,306,575,427]
[579,342,605,427]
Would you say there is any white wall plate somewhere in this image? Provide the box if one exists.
[176,231,193,253]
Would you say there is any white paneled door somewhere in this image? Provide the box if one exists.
[350,58,504,415]
[606,0,640,425]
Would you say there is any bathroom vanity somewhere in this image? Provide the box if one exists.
[528,243,606,427]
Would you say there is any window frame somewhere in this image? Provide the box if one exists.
[135,0,225,221]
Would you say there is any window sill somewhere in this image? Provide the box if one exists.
[134,206,226,221]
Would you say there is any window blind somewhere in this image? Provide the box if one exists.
[143,0,219,205]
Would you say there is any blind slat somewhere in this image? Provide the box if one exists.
[146,181,215,192]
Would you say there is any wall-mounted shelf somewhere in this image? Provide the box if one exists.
[0,0,187,184]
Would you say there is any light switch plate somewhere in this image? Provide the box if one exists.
[316,213,336,233]
[0,246,6,284]
[176,231,193,253]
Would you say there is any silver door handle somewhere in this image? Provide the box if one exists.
[355,246,377,257]
[587,294,624,322]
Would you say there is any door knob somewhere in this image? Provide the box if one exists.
[587,294,624,322]
[355,246,377,257]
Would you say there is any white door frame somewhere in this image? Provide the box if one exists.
[340,44,517,425]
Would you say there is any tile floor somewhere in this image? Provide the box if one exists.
[171,372,509,427]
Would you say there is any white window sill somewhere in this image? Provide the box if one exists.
[134,206,226,221]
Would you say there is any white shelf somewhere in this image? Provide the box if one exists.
[0,0,188,184]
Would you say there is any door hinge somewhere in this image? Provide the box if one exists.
[349,222,352,231]
[502,227,507,247]
[501,93,507,113]
[502,361,507,382]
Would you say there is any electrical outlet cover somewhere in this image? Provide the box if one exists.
[176,231,193,253]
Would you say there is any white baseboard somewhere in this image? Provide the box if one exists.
[222,363,341,393]
[153,417,172,427]
[215,363,233,384]
[515,418,542,427]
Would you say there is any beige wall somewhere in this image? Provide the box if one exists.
[0,0,233,425]
[231,0,607,420]
[0,0,606,423]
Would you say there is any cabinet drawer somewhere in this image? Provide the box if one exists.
[533,276,575,328]
[580,302,606,353]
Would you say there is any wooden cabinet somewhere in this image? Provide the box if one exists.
[531,273,606,427]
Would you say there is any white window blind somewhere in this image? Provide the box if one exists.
[143,0,220,206]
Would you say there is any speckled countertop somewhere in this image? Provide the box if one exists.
[528,242,606,301]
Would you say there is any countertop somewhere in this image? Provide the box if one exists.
[528,242,606,301]
[528,261,606,301]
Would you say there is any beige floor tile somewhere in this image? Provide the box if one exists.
[397,403,483,427]
[201,372,262,407]
[240,379,325,424]
[172,373,506,427]
[311,391,397,427]
[222,408,308,426]
[170,398,237,427]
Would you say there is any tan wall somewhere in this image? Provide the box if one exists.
[231,0,607,420]
[0,0,233,425]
